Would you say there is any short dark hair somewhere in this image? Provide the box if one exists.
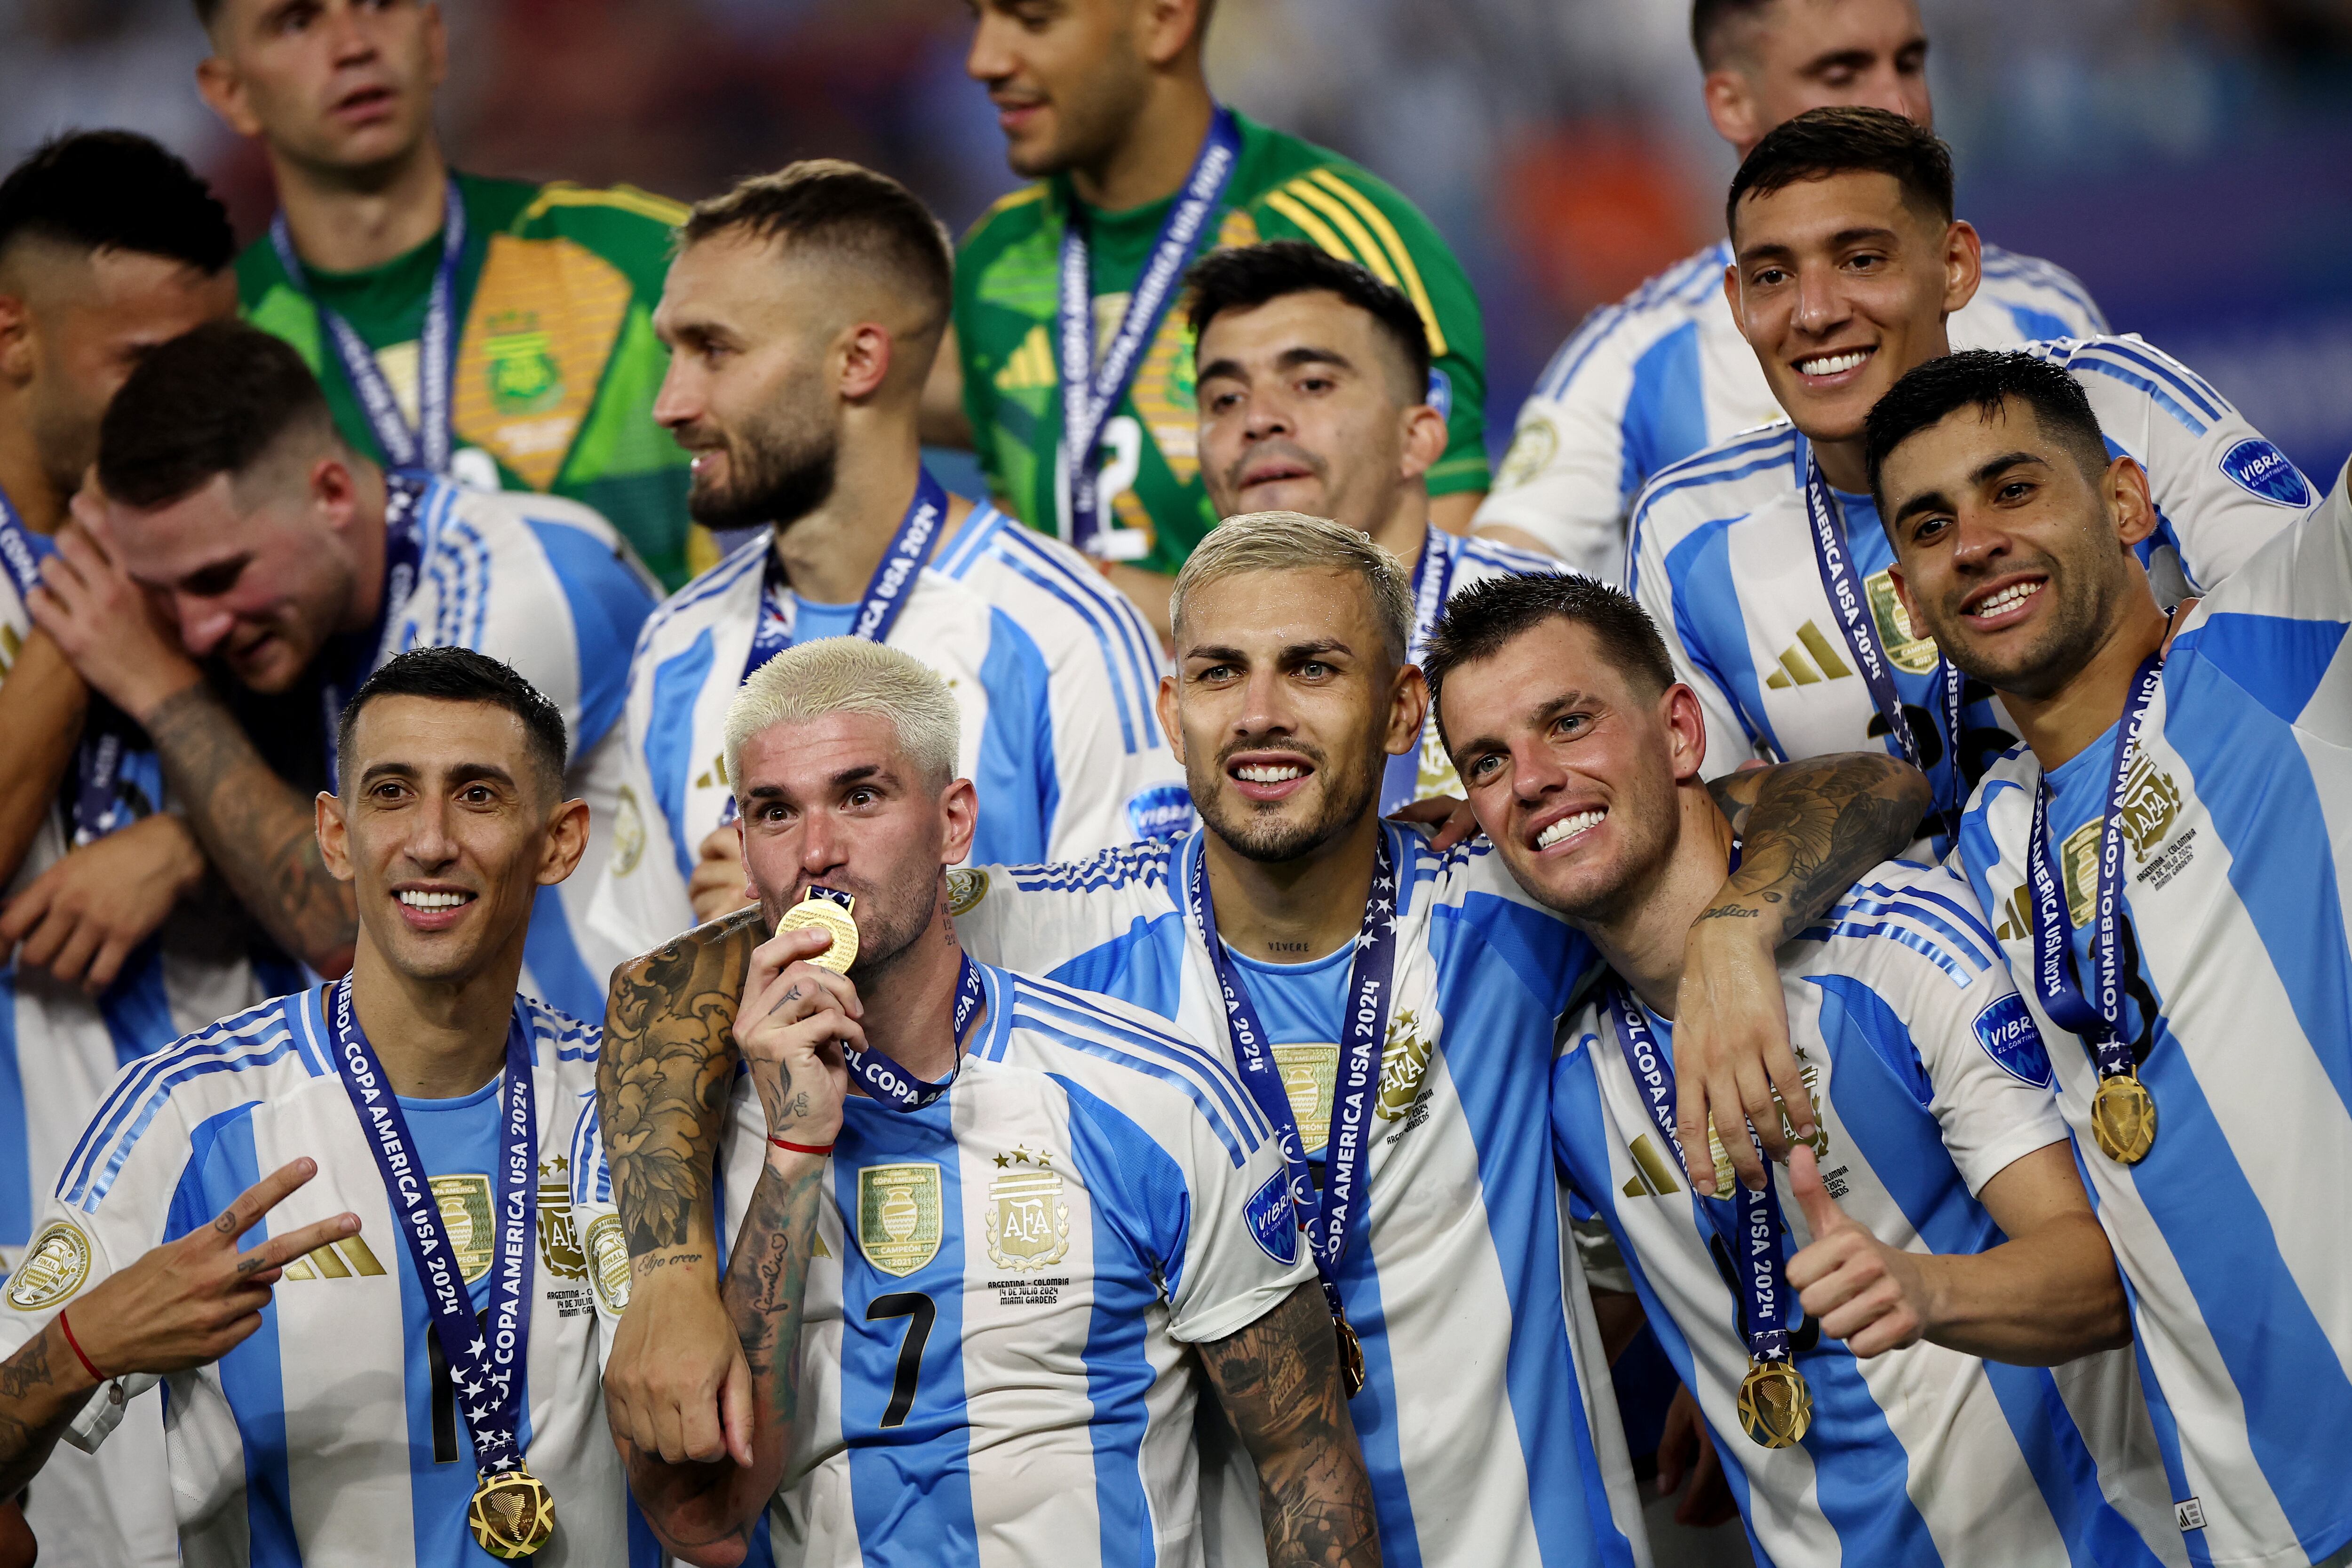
[1691,0,1776,69]
[0,131,233,275]
[1422,573,1677,750]
[1183,240,1432,399]
[97,320,338,509]
[683,159,952,337]
[1864,348,2113,510]
[1726,105,1954,240]
[337,647,570,794]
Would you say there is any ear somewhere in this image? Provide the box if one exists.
[1703,68,1759,151]
[1661,682,1708,782]
[1397,401,1448,484]
[314,454,358,530]
[1941,220,1983,317]
[1887,559,1921,636]
[538,796,592,887]
[837,321,894,403]
[1138,0,1208,68]
[2105,456,2161,549]
[423,2,451,90]
[1387,663,1430,759]
[0,288,34,388]
[194,53,263,140]
[316,790,354,881]
[1720,257,1748,344]
[939,776,979,867]
[1156,671,1185,764]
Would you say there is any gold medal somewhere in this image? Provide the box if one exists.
[468,1465,556,1559]
[1736,1358,1812,1449]
[1335,1315,1366,1400]
[777,887,860,975]
[2090,1069,2157,1164]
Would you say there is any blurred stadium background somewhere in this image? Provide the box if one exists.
[6,0,2350,487]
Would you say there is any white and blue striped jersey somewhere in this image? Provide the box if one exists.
[368,475,659,1021]
[940,824,1648,1568]
[1626,336,2313,850]
[1554,859,2181,1568]
[587,501,1186,965]
[0,987,640,1566]
[572,960,1313,1568]
[1951,463,2352,1567]
[1390,528,1565,813]
[1476,239,2106,581]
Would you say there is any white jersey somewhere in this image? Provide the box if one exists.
[1477,238,2107,580]
[588,502,1186,965]
[0,987,634,1567]
[572,960,1311,1568]
[941,824,1648,1568]
[1626,336,2312,851]
[1951,462,2352,1567]
[1555,859,2180,1568]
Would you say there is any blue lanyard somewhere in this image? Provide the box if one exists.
[0,482,51,603]
[1800,444,1964,840]
[324,978,536,1476]
[1056,107,1241,559]
[2025,654,2162,1085]
[270,180,466,475]
[835,941,986,1114]
[1184,828,1400,1321]
[1383,529,1459,812]
[321,471,430,784]
[1605,987,1796,1364]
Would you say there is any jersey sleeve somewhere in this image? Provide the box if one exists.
[1472,317,1649,580]
[584,653,700,966]
[566,1109,628,1367]
[1038,587,1185,863]
[2060,335,2312,593]
[2180,455,2352,744]
[1627,483,1758,779]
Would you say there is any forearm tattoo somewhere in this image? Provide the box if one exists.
[1706,752,1930,943]
[1200,1288,1380,1568]
[723,1159,825,1426]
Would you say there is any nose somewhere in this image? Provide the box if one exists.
[1241,390,1293,443]
[966,10,1012,84]
[651,354,698,435]
[1511,739,1570,808]
[403,792,461,872]
[1234,666,1295,742]
[1791,260,1849,340]
[324,0,380,64]
[175,596,234,658]
[1950,501,2013,573]
[798,809,850,882]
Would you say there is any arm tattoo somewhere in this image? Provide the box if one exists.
[1199,1288,1379,1568]
[143,684,357,972]
[599,911,763,1255]
[723,1161,822,1421]
[1708,752,1931,942]
[0,1326,78,1494]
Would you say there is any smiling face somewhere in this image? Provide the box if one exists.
[1725,169,1977,449]
[320,694,583,987]
[1160,565,1421,864]
[198,0,447,178]
[965,0,1158,181]
[1440,617,1700,925]
[1878,397,2156,702]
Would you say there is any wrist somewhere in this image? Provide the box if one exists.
[122,664,205,730]
[49,1310,105,1398]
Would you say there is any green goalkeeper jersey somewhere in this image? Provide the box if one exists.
[955,109,1488,576]
[239,172,699,588]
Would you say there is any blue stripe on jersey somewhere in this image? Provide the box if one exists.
[1003,985,1263,1164]
[1621,321,1708,507]
[523,516,657,750]
[992,549,1139,752]
[1623,424,1801,598]
[1831,882,1998,973]
[935,503,1006,579]
[968,608,1057,868]
[1335,1250,1423,1568]
[523,883,602,1026]
[94,945,175,1067]
[2004,305,2077,345]
[1043,910,1189,1024]
[2176,612,2348,727]
[0,971,23,1246]
[1797,918,1975,984]
[993,525,1163,751]
[647,629,718,880]
[2053,346,2212,437]
[1665,519,1786,761]
[2082,337,2229,424]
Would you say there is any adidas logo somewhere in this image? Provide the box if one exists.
[282,1235,389,1281]
[1620,1133,1683,1198]
[1764,621,1855,690]
[994,325,1056,391]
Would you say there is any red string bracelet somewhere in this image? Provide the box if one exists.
[56,1305,107,1385]
[769,1136,834,1157]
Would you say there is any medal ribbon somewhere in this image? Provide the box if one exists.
[270,180,465,475]
[1801,445,1965,843]
[1604,987,1796,1366]
[321,472,430,784]
[1056,107,1242,558]
[1381,531,1460,813]
[1184,827,1401,1332]
[325,977,536,1476]
[809,882,986,1114]
[2024,653,2162,1088]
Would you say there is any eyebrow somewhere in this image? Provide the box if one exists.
[356,760,519,788]
[1889,450,2051,527]
[1798,46,1878,78]
[739,763,892,802]
[1183,637,1355,664]
[1734,225,1901,268]
[1444,690,1594,767]
[1197,344,1357,385]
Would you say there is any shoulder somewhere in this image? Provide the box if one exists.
[502,178,687,247]
[522,995,602,1071]
[633,529,769,656]
[2032,334,2236,436]
[1526,242,1729,404]
[1627,422,1801,556]
[1791,859,2006,993]
[234,231,295,312]
[993,835,1182,901]
[1451,531,1567,584]
[958,182,1054,256]
[1974,242,2106,333]
[943,506,1160,650]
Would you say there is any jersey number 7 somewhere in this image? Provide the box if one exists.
[866,1292,935,1429]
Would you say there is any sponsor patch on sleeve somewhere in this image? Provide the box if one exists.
[1244,1170,1301,1266]
[2219,438,2315,508]
[1126,783,1194,842]
[1974,992,2053,1087]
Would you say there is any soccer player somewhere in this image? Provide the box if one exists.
[1477,0,2106,581]
[588,161,1184,964]
[0,646,632,1561]
[574,639,1371,1566]
[1624,109,2309,876]
[193,0,705,586]
[1187,240,1557,813]
[28,319,655,1025]
[587,513,1930,1568]
[1864,350,2352,1567]
[953,0,1489,640]
[0,130,245,1568]
[1424,572,2180,1566]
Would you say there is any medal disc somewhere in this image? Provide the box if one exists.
[469,1466,556,1559]
[777,889,859,974]
[1737,1359,1812,1449]
[2090,1071,2157,1164]
[1335,1316,1366,1400]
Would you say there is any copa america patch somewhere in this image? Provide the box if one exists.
[1975,992,2052,1087]
[2218,438,2315,508]
[1244,1170,1300,1266]
[1125,783,1193,842]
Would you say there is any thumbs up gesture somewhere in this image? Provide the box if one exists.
[1784,1145,1936,1359]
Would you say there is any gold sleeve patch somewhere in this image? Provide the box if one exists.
[6,1221,93,1311]
[946,868,989,917]
[586,1213,632,1316]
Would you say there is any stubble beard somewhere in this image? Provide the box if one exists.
[688,407,838,533]
[1192,742,1380,865]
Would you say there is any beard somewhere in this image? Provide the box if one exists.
[687,405,838,533]
[1191,736,1381,865]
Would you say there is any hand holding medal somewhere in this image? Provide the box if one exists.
[739,889,863,1154]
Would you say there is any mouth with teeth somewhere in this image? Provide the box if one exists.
[1532,807,1605,852]
[1794,347,1874,382]
[1963,577,2046,625]
[1227,755,1315,803]
[394,887,478,931]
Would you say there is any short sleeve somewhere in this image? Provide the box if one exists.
[1628,485,1761,780]
[584,684,699,966]
[567,1115,630,1367]
[1473,360,1641,582]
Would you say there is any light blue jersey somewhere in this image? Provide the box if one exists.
[1476,239,2106,581]
[0,987,641,1566]
[1954,463,2352,1567]
[573,961,1312,1568]
[942,825,1647,1568]
[1626,337,2312,852]
[1554,860,2179,1568]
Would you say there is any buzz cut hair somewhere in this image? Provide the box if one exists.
[1421,573,1677,752]
[1691,0,1778,70]
[0,130,233,275]
[1865,348,2115,511]
[1183,240,1432,402]
[336,646,570,796]
[683,159,954,339]
[97,319,341,510]
[723,638,962,802]
[1726,105,1955,240]
[1169,510,1415,667]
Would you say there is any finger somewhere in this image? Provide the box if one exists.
[679,1382,729,1465]
[744,927,839,1013]
[1383,797,1458,826]
[752,960,861,1030]
[1759,1004,1813,1142]
[1679,1426,1731,1527]
[235,1212,361,1276]
[1818,1278,1901,1345]
[41,916,103,985]
[1786,1145,1843,1239]
[1800,1255,1880,1325]
[10,898,70,968]
[0,877,55,945]
[1727,1056,1783,1181]
[1429,801,1480,852]
[82,932,137,996]
[213,1158,321,1241]
[1846,1300,1921,1359]
[721,1344,755,1468]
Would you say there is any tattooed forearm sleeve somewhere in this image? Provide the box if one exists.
[0,1323,94,1498]
[600,910,765,1257]
[1199,1286,1381,1568]
[1704,751,1931,942]
[141,684,357,974]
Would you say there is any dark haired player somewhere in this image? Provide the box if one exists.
[1867,349,2352,1568]
[29,319,655,1026]
[0,646,633,1562]
[1478,0,2106,580]
[0,130,240,1568]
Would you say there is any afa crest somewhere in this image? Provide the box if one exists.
[538,1158,586,1280]
[1375,1010,1432,1122]
[984,1146,1070,1272]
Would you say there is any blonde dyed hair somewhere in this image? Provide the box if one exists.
[723,638,961,798]
[1170,510,1414,664]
